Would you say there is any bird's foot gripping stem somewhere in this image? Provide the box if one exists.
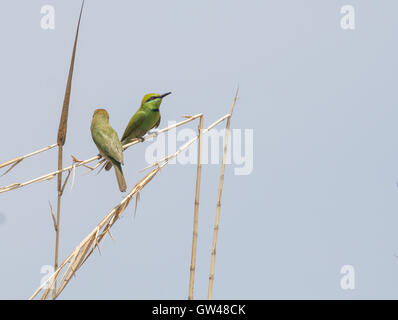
[148,129,159,137]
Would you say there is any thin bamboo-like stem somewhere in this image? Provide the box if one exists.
[208,89,239,300]
[53,0,84,299]
[29,113,228,300]
[53,148,64,298]
[188,115,203,300]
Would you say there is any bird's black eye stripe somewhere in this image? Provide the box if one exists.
[146,96,159,102]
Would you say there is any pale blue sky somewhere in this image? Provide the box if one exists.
[1,0,398,299]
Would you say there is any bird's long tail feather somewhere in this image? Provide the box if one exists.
[113,161,127,192]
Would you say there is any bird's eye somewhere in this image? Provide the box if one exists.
[147,96,158,102]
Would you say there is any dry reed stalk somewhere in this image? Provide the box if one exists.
[207,89,239,300]
[29,113,229,300]
[0,156,96,193]
[188,115,203,300]
[0,144,57,176]
[53,0,85,298]
[0,114,203,194]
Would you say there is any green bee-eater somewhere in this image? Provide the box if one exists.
[91,109,127,192]
[121,92,171,145]
[104,92,171,172]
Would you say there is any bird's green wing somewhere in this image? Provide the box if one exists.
[121,111,146,142]
[92,126,124,164]
[152,115,161,129]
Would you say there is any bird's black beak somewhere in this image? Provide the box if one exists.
[159,92,172,99]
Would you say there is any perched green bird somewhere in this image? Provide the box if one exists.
[104,92,171,171]
[91,109,127,192]
[121,92,171,144]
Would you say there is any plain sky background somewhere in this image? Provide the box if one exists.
[1,0,398,299]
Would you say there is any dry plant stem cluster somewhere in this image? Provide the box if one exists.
[29,112,230,300]
[0,114,203,194]
[30,164,162,300]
